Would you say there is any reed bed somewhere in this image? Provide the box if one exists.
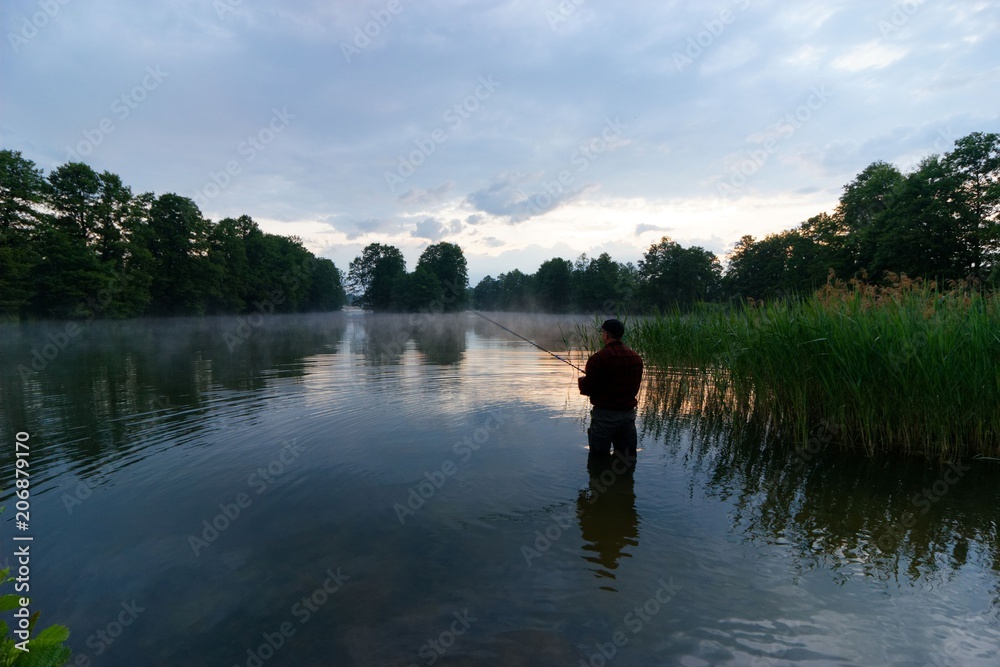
[582,276,1000,460]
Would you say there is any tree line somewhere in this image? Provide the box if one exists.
[346,241,470,312]
[0,151,346,320]
[4,131,996,319]
[470,243,719,313]
[725,131,1000,300]
[469,131,999,311]
[345,236,726,313]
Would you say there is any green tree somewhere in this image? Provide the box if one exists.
[257,234,314,312]
[92,174,153,317]
[0,150,46,317]
[399,266,442,312]
[497,269,532,310]
[870,156,970,281]
[0,150,46,233]
[724,234,793,300]
[638,236,721,308]
[304,257,347,311]
[147,194,211,315]
[347,243,406,311]
[200,213,345,314]
[944,132,1000,279]
[0,153,347,319]
[28,219,104,317]
[534,257,573,312]
[835,161,904,275]
[48,162,101,244]
[573,253,627,312]
[797,212,851,279]
[239,217,274,307]
[724,229,837,301]
[473,275,501,310]
[27,163,107,317]
[415,241,469,311]
[206,216,251,313]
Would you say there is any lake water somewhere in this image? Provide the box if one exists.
[1,312,998,666]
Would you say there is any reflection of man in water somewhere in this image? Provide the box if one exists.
[577,455,639,580]
[578,319,643,465]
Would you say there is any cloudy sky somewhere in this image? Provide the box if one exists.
[3,0,998,283]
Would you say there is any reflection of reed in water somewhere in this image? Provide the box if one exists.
[576,454,639,584]
[640,370,1000,596]
[639,367,765,452]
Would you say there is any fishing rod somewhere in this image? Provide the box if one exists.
[472,310,587,374]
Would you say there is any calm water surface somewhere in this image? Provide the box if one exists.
[1,313,998,666]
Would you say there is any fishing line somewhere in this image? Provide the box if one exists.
[472,311,587,374]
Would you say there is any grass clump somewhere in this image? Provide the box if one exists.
[610,274,1000,459]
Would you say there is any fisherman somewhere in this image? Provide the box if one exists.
[578,319,644,465]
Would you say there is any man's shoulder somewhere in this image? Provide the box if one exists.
[610,340,639,353]
[599,341,642,361]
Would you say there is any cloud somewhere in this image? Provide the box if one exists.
[682,234,730,256]
[831,40,907,72]
[3,0,995,283]
[464,173,591,223]
[795,118,988,176]
[342,217,398,240]
[411,217,463,241]
[397,182,455,205]
[635,224,672,237]
[465,240,583,283]
[700,37,760,76]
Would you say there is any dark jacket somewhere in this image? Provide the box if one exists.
[578,339,643,410]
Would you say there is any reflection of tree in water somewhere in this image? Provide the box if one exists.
[350,313,408,366]
[576,454,639,585]
[640,370,1000,598]
[352,313,469,366]
[412,314,467,365]
[0,314,345,472]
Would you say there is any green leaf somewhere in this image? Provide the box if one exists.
[0,595,20,614]
[0,637,22,667]
[28,626,69,645]
[11,642,71,667]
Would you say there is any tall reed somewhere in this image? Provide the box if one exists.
[596,275,1000,459]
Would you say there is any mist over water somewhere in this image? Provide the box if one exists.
[1,313,998,665]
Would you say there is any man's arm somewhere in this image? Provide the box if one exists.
[578,354,599,395]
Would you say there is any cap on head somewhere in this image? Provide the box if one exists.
[601,319,625,339]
